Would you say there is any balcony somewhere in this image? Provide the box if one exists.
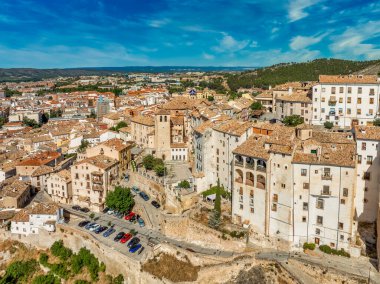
[235,160,244,167]
[320,190,331,196]
[321,173,332,180]
[245,179,254,187]
[256,165,266,172]
[246,162,255,169]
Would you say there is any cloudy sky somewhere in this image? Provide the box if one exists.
[0,0,379,68]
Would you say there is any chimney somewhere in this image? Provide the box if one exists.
[288,87,293,95]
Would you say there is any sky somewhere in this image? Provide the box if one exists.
[0,0,380,68]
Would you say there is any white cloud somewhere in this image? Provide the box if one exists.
[329,21,380,60]
[213,33,250,53]
[203,53,215,60]
[288,0,321,22]
[147,18,170,28]
[249,41,258,48]
[290,33,328,50]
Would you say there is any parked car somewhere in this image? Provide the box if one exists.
[124,212,135,221]
[85,222,96,230]
[129,215,137,223]
[72,205,81,211]
[151,200,160,209]
[80,207,90,213]
[139,191,149,201]
[102,207,110,213]
[103,227,116,238]
[120,233,132,244]
[95,226,107,234]
[127,237,140,248]
[137,218,145,227]
[116,211,124,219]
[78,220,90,227]
[131,186,140,194]
[114,232,125,242]
[89,224,100,231]
[107,209,115,215]
[129,244,142,253]
[138,246,145,255]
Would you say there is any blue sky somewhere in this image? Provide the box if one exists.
[0,0,379,68]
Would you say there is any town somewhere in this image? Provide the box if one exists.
[0,70,379,283]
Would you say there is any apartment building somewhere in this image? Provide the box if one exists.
[11,203,63,235]
[9,110,43,124]
[354,126,380,222]
[130,115,155,149]
[275,91,312,124]
[311,75,380,128]
[232,125,357,250]
[71,155,118,212]
[0,178,32,209]
[46,170,72,204]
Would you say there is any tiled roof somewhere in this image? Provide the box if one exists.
[131,115,154,126]
[233,135,270,160]
[355,126,380,141]
[212,120,252,136]
[0,179,30,198]
[100,138,133,151]
[31,165,54,177]
[276,92,311,103]
[319,75,378,84]
[76,154,118,170]
[56,169,71,181]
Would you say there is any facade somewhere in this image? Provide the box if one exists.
[46,170,72,204]
[0,178,32,209]
[311,75,380,128]
[9,110,42,124]
[275,92,312,124]
[71,155,119,212]
[11,203,63,235]
[232,126,358,251]
[96,95,111,120]
[354,126,380,222]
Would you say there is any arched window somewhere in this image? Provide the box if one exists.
[235,169,243,183]
[257,175,266,189]
[246,172,254,187]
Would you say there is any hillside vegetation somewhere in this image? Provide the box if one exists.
[227,58,380,91]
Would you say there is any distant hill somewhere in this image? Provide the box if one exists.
[227,58,380,91]
[0,68,123,82]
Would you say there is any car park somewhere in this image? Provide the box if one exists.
[114,232,125,242]
[129,244,142,253]
[127,237,140,248]
[103,227,115,237]
[85,222,96,230]
[78,220,90,227]
[80,207,90,213]
[139,191,149,201]
[137,218,145,227]
[72,205,81,211]
[124,212,135,221]
[120,233,132,243]
[151,200,160,208]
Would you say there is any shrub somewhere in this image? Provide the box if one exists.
[303,242,316,250]
[0,259,38,284]
[39,253,49,265]
[178,180,191,188]
[113,274,124,284]
[324,121,334,129]
[32,274,60,284]
[283,115,304,126]
[319,245,350,257]
[50,240,72,261]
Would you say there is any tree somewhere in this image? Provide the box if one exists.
[50,240,72,261]
[324,121,334,129]
[109,121,128,132]
[142,155,155,170]
[22,117,40,128]
[0,260,38,284]
[178,180,190,188]
[207,96,214,102]
[373,118,380,126]
[77,139,90,153]
[105,186,135,213]
[250,101,263,110]
[208,180,222,229]
[154,164,167,177]
[283,115,304,127]
[32,274,60,284]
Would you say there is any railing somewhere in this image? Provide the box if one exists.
[246,162,255,169]
[235,160,244,167]
[321,174,332,180]
[256,165,266,172]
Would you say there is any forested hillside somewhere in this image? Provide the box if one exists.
[227,58,380,91]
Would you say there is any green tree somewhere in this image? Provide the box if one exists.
[178,180,190,188]
[250,101,263,110]
[105,186,135,213]
[0,259,38,284]
[154,164,166,177]
[324,121,334,129]
[283,115,304,127]
[32,274,60,284]
[50,240,72,261]
[207,96,214,102]
[77,139,90,153]
[109,121,128,132]
[113,274,124,284]
[142,155,155,170]
[373,118,380,126]
[22,117,40,128]
[208,180,222,229]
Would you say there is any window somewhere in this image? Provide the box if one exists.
[303,183,309,189]
[338,222,344,230]
[281,184,286,189]
[331,87,336,94]
[322,185,330,195]
[370,98,374,104]
[347,108,351,115]
[347,87,352,94]
[317,216,323,225]
[315,170,318,174]
[316,198,324,209]
[343,188,348,197]
[322,88,326,92]
[303,202,308,210]
[358,87,362,94]
[339,87,344,93]
[250,207,254,213]
[301,169,307,176]
[347,97,351,103]
[362,142,366,150]
[369,88,375,95]
[340,199,345,205]
[367,156,373,165]
[340,235,344,240]
[363,172,371,180]
[357,109,361,115]
[339,97,343,103]
[316,228,321,235]
[271,203,277,211]
[240,204,243,210]
[357,155,362,163]
[273,194,278,202]
[357,97,362,104]
[330,243,335,248]
[302,216,307,222]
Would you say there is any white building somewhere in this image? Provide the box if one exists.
[11,203,63,235]
[47,170,73,204]
[354,126,380,222]
[311,75,380,128]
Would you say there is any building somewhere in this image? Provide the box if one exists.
[311,75,380,128]
[231,125,357,251]
[11,203,63,235]
[71,155,119,212]
[46,170,72,204]
[96,95,110,120]
[9,110,43,124]
[354,125,380,222]
[0,178,32,209]
[275,91,312,124]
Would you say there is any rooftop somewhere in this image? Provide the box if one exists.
[319,75,378,84]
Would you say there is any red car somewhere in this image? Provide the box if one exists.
[120,233,132,243]
[124,212,135,221]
